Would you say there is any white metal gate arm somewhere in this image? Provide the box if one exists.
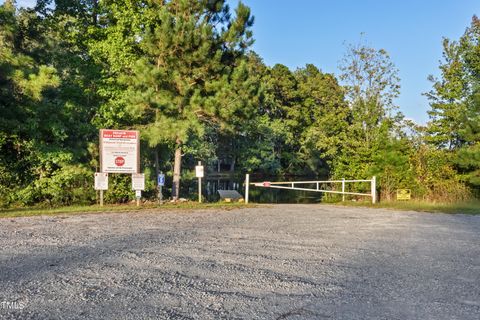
[252,184,371,197]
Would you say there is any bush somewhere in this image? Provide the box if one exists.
[15,165,96,207]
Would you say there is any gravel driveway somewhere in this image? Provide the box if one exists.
[1,204,479,319]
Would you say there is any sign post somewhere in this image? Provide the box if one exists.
[371,176,377,204]
[157,172,165,204]
[94,173,108,206]
[135,190,141,206]
[245,174,250,204]
[195,162,204,203]
[132,173,145,207]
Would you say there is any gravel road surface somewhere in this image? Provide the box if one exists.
[1,204,479,319]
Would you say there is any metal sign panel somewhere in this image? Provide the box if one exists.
[100,129,139,173]
[132,173,145,190]
[195,165,204,178]
[218,190,243,200]
[94,173,108,190]
[396,189,411,200]
[157,173,165,186]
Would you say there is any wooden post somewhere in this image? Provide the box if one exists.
[99,132,104,207]
[159,185,163,204]
[371,176,377,204]
[245,174,250,204]
[342,178,345,202]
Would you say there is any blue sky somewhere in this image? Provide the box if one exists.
[229,0,479,124]
[12,0,480,123]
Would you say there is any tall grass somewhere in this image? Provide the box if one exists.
[336,199,480,215]
[0,202,252,218]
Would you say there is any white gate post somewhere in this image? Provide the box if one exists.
[198,161,202,203]
[371,176,377,204]
[245,174,250,204]
[342,178,345,202]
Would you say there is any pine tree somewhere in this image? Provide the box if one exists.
[118,0,253,199]
[427,16,480,187]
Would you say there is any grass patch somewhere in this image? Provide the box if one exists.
[0,201,254,218]
[333,199,480,215]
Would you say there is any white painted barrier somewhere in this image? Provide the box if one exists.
[246,176,377,204]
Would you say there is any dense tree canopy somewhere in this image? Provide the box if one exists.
[427,16,480,188]
[0,1,478,206]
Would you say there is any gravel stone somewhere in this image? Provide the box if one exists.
[0,204,479,319]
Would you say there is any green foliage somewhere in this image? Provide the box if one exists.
[409,145,470,202]
[17,164,95,206]
[427,16,480,188]
[0,1,98,207]
[334,41,405,197]
[103,174,132,204]
[455,143,480,186]
[1,2,478,207]
[369,129,413,200]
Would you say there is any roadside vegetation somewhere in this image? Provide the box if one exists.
[0,201,253,218]
[1,200,478,218]
[1,1,479,208]
[335,200,480,215]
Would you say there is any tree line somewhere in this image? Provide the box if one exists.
[0,0,478,206]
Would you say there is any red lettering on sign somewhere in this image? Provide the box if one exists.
[102,130,137,139]
[115,157,125,166]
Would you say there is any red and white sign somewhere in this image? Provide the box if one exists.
[100,129,139,173]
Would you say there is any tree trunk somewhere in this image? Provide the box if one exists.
[172,142,182,200]
[92,0,98,25]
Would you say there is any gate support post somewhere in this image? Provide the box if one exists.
[245,174,250,204]
[371,176,377,204]
[342,178,345,202]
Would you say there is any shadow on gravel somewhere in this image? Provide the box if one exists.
[0,229,185,283]
[1,206,480,319]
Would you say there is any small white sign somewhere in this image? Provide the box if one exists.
[135,190,142,198]
[195,165,204,178]
[132,173,145,190]
[94,173,108,190]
